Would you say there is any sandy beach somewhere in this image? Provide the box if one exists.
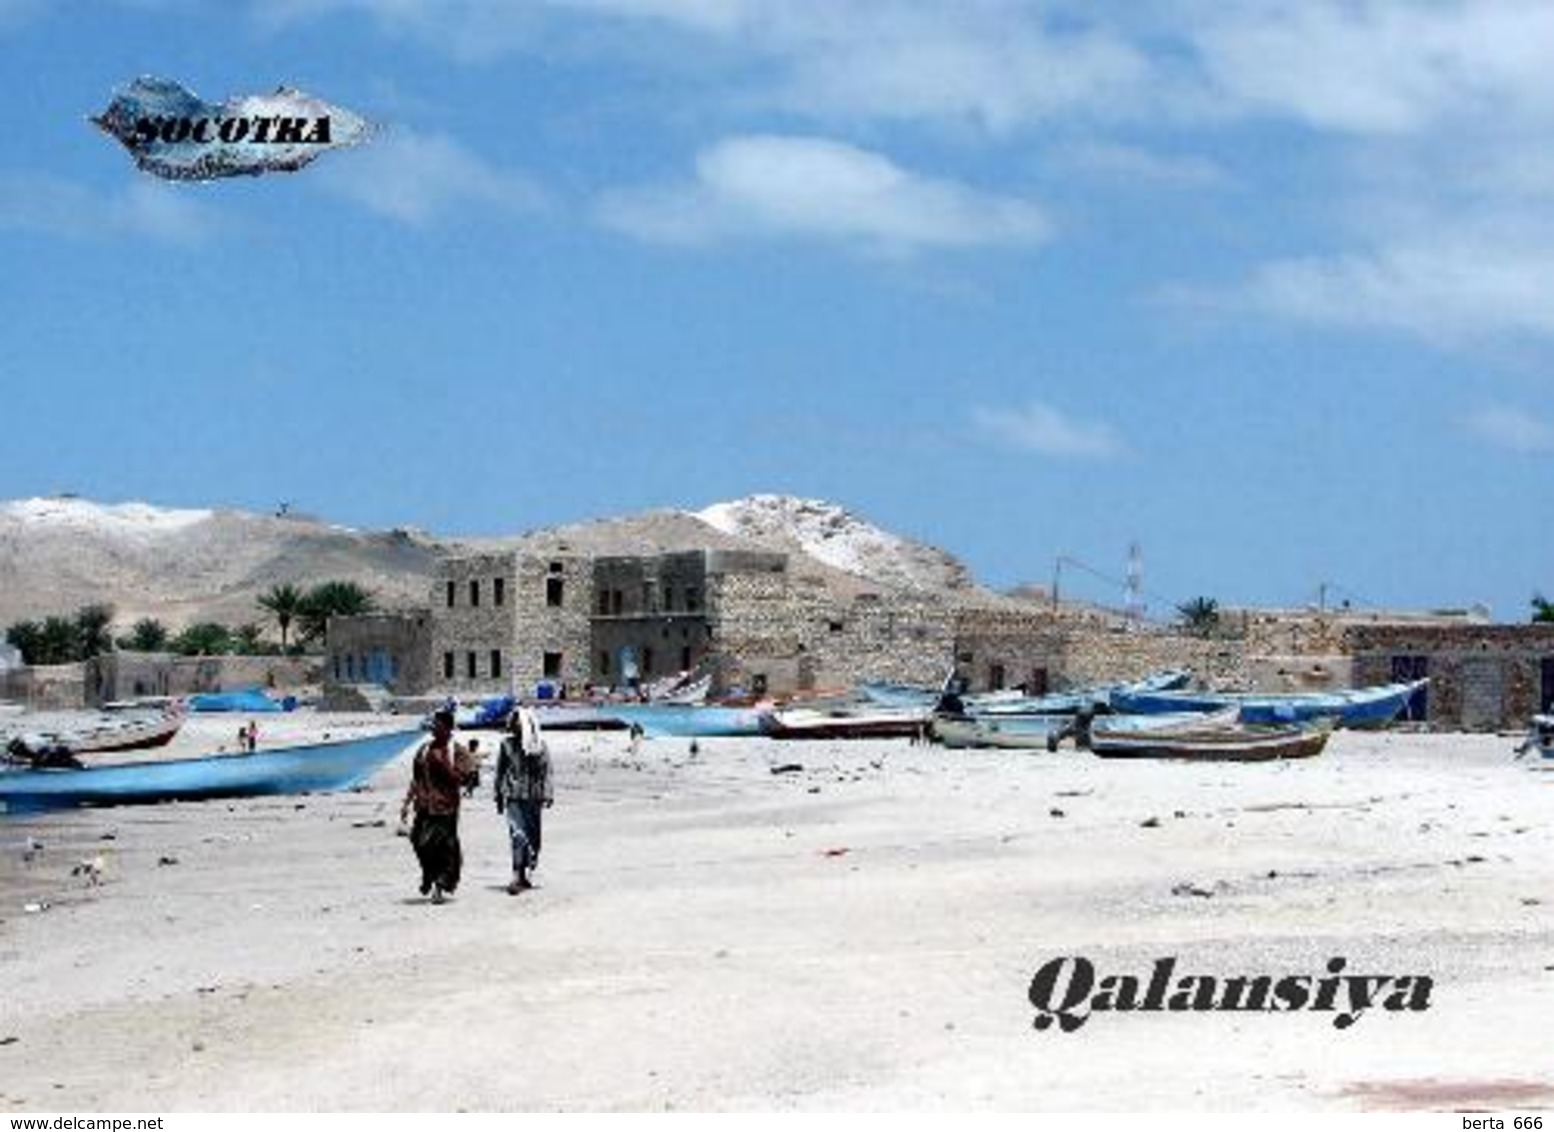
[2,715,1551,1111]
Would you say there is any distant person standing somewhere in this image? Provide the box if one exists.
[495,705,552,895]
[401,708,477,904]
[246,720,259,753]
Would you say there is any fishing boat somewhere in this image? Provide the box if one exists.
[1515,715,1554,760]
[929,715,1066,750]
[608,702,765,738]
[758,704,929,740]
[0,702,185,755]
[1086,716,1333,762]
[969,669,1195,717]
[1107,679,1427,729]
[860,669,1192,715]
[0,728,418,812]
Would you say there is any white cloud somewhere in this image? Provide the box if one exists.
[598,134,1049,255]
[1044,140,1228,189]
[1191,1,1554,136]
[971,401,1122,459]
[1467,405,1554,453]
[313,130,545,224]
[1217,216,1554,343]
[0,174,216,243]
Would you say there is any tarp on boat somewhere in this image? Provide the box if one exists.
[186,688,289,713]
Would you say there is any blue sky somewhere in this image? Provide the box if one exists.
[1,1,1550,621]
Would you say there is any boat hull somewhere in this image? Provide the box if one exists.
[0,729,418,812]
[930,716,1063,750]
[1088,724,1331,762]
[608,703,764,738]
[1108,680,1427,729]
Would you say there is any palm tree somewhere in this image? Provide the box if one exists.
[233,622,266,654]
[171,622,234,657]
[257,583,305,651]
[1533,593,1554,623]
[1176,596,1221,638]
[119,618,169,652]
[73,603,115,659]
[297,580,376,646]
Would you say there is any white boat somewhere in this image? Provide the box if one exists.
[1,702,186,756]
[1515,715,1554,760]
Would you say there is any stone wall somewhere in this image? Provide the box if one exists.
[0,662,87,709]
[1347,624,1554,730]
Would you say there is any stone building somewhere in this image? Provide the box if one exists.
[1346,623,1554,730]
[324,610,434,694]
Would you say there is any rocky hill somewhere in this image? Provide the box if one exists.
[0,494,993,634]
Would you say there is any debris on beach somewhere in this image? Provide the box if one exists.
[770,763,804,775]
[71,855,108,885]
[157,856,179,867]
[1140,816,1161,828]
[822,847,850,858]
[19,837,42,863]
[22,902,48,914]
[1049,808,1066,818]
[1171,882,1220,899]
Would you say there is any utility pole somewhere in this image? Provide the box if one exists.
[1125,541,1145,627]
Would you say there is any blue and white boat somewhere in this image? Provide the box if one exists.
[1108,679,1428,729]
[0,728,418,813]
[607,702,765,738]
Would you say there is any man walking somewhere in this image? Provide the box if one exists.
[495,704,552,895]
[401,708,478,904]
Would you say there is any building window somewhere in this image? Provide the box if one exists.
[989,663,1006,691]
[494,577,505,606]
[597,591,611,615]
[752,673,768,695]
[680,645,692,671]
[490,649,503,679]
[1542,657,1554,714]
[443,651,454,680]
[332,655,341,681]
[548,561,563,574]
[643,582,656,612]
[446,580,456,608]
[642,646,655,676]
[547,577,564,607]
[685,587,699,612]
[828,620,844,634]
[1029,668,1049,696]
[470,579,480,608]
[543,651,563,678]
[466,651,477,679]
[599,650,612,676]
[611,589,623,615]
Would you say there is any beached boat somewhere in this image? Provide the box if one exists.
[860,669,1192,715]
[1086,717,1333,762]
[930,715,1065,750]
[969,669,1194,717]
[0,703,185,755]
[759,704,929,740]
[531,703,627,731]
[0,728,419,812]
[1515,715,1554,760]
[608,702,765,738]
[1107,679,1427,729]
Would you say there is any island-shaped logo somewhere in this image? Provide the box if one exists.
[93,76,371,181]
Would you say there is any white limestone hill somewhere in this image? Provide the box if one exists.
[691,495,976,595]
[0,494,994,634]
